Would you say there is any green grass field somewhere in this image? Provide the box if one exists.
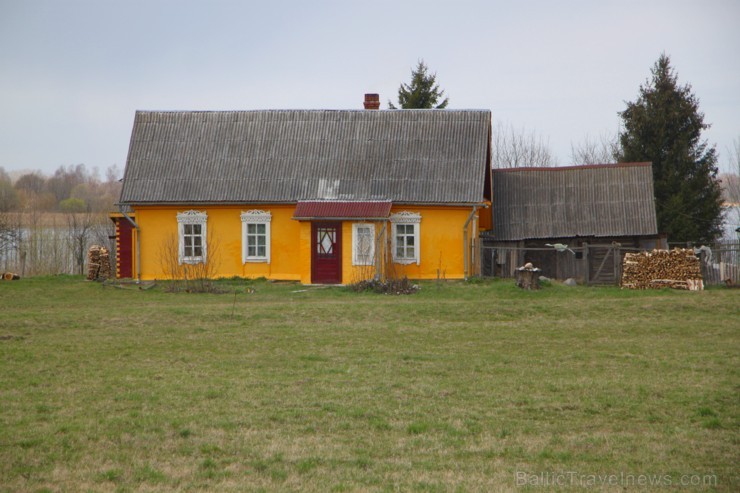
[1,276,737,492]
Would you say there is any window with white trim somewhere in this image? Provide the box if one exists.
[177,210,207,264]
[390,212,421,265]
[241,210,271,263]
[352,223,375,266]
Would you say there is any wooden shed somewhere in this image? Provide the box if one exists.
[486,163,664,284]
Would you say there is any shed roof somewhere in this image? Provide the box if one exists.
[492,163,658,240]
[119,109,491,205]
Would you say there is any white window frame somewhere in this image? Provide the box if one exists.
[177,210,207,264]
[390,212,421,265]
[241,210,271,263]
[352,223,375,266]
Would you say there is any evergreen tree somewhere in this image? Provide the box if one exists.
[618,54,723,243]
[389,60,449,109]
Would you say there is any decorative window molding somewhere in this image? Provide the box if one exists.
[352,223,375,266]
[390,211,422,224]
[241,210,272,263]
[177,210,207,264]
[390,212,421,265]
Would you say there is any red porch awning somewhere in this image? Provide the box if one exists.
[293,200,392,220]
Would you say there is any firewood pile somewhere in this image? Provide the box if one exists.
[87,245,111,281]
[621,248,703,290]
[1,272,20,281]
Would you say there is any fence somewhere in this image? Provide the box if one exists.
[478,241,740,287]
[674,241,740,286]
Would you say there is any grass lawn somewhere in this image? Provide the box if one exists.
[0,276,737,492]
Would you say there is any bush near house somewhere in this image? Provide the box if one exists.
[0,277,737,491]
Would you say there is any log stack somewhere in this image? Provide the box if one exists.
[621,248,703,290]
[86,245,111,281]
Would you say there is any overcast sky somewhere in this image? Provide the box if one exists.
[1,0,738,178]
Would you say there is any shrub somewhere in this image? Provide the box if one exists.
[349,277,419,295]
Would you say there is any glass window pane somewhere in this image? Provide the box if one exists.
[194,246,202,257]
[396,246,404,257]
[256,224,265,234]
[248,245,256,256]
[247,224,256,234]
[193,224,201,235]
[407,235,414,247]
[194,236,202,247]
[257,237,265,247]
[184,224,192,235]
[184,236,192,247]
[257,246,265,257]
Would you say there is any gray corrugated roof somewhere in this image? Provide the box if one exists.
[492,163,658,240]
[119,109,491,205]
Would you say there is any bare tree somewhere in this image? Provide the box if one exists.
[0,212,21,272]
[158,230,222,292]
[0,168,21,272]
[570,132,620,165]
[491,122,557,168]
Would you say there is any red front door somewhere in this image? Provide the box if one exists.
[311,222,342,284]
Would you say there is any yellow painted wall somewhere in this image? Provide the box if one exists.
[134,205,302,281]
[382,205,472,282]
[132,204,481,283]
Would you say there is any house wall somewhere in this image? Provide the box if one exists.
[383,205,472,282]
[134,205,302,281]
[131,204,479,283]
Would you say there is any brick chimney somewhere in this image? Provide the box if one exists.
[363,93,380,110]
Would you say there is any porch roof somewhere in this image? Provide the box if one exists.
[292,200,392,220]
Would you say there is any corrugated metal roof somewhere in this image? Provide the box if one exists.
[492,163,658,240]
[293,200,392,220]
[119,109,491,205]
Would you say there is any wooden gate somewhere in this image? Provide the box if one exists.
[586,243,622,285]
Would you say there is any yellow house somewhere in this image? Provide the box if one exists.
[115,100,492,284]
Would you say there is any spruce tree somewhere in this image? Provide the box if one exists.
[389,60,449,109]
[618,54,723,243]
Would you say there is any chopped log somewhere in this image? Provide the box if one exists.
[515,264,542,290]
[2,272,20,281]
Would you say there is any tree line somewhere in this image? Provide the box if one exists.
[0,164,122,214]
[0,164,122,276]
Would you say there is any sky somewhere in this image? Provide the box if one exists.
[1,0,739,178]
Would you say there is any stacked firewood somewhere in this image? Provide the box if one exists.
[86,245,111,281]
[621,248,703,290]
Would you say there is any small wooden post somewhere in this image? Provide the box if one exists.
[583,242,590,286]
[613,242,621,286]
